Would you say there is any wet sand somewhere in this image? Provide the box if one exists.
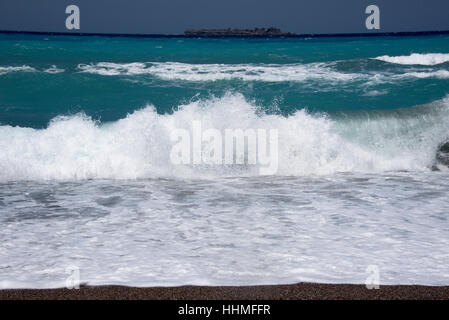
[1,283,448,300]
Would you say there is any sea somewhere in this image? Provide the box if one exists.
[1,33,449,288]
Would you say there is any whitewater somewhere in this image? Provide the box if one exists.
[0,93,448,181]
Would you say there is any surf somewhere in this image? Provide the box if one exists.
[375,53,449,65]
[0,93,448,182]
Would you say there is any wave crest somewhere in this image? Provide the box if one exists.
[0,93,448,181]
[77,61,449,83]
[375,53,449,65]
[77,61,359,82]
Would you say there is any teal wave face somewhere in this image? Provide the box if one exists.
[1,33,449,128]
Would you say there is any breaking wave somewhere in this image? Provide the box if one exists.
[3,60,449,83]
[375,53,449,65]
[1,93,448,181]
[77,61,359,82]
[76,61,449,83]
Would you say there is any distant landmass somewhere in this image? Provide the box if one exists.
[184,27,293,37]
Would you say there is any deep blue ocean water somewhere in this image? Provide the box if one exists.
[1,33,449,288]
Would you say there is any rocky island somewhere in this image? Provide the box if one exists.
[184,27,294,37]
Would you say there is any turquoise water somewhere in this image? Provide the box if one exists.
[1,33,449,128]
[2,33,449,288]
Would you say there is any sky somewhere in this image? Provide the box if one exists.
[1,0,449,35]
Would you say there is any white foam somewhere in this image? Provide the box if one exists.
[0,65,36,75]
[398,70,449,79]
[43,65,65,74]
[78,62,147,76]
[2,171,449,287]
[0,93,447,182]
[77,61,360,82]
[0,65,65,75]
[364,70,449,86]
[77,61,449,85]
[375,53,449,65]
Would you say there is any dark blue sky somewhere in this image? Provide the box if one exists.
[1,0,449,34]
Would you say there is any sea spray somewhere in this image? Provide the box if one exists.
[1,94,448,181]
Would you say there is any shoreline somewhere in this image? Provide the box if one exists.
[1,283,448,300]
